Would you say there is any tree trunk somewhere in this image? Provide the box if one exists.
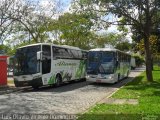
[151,57,154,70]
[143,3,153,82]
[144,36,153,82]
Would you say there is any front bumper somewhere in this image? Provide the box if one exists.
[14,78,43,87]
[86,74,116,83]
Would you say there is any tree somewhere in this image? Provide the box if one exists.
[52,13,96,49]
[9,0,59,43]
[0,0,63,45]
[71,0,110,31]
[0,0,67,55]
[72,0,160,82]
[116,41,131,51]
[136,35,159,55]
[0,0,16,44]
[0,44,9,54]
[95,32,128,48]
[108,0,160,82]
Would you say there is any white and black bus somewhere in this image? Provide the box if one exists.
[86,48,131,83]
[13,43,87,88]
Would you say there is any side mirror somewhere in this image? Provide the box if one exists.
[37,51,42,60]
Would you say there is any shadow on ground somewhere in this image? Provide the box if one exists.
[20,76,134,94]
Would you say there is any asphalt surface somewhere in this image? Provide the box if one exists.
[0,67,145,115]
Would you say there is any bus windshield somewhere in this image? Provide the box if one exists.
[14,45,41,75]
[99,52,114,74]
[87,51,101,74]
[87,51,115,74]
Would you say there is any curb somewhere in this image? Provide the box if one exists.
[0,85,8,90]
[0,85,22,95]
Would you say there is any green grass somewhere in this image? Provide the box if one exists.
[78,67,160,120]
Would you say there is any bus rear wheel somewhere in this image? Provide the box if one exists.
[118,74,120,82]
[55,75,62,87]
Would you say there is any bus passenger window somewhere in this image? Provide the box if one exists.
[42,45,51,74]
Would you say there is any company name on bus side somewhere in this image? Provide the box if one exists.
[55,61,77,66]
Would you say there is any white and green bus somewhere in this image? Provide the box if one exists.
[13,43,87,88]
[86,48,131,83]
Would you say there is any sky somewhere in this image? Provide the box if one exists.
[36,0,72,11]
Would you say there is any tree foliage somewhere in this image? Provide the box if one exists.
[136,35,159,54]
[52,13,97,49]
[0,0,62,45]
[108,0,160,82]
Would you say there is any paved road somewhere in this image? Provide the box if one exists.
[0,67,145,115]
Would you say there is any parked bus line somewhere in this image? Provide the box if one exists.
[13,43,87,89]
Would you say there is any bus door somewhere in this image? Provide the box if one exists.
[42,45,51,85]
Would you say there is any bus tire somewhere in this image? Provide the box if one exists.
[115,74,120,84]
[55,75,62,87]
[81,78,86,81]
[32,85,39,89]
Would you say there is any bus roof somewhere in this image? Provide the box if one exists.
[18,43,81,50]
[61,45,80,50]
[89,48,118,52]
[18,43,50,49]
[89,48,130,55]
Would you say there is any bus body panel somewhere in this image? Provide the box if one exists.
[44,59,86,85]
[14,73,43,87]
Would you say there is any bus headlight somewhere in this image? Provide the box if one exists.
[108,75,114,79]
[86,75,90,79]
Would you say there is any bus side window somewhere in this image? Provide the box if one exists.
[53,47,59,59]
[71,50,78,59]
[53,47,73,59]
[64,48,71,59]
[68,49,74,59]
[82,51,88,59]
[58,48,65,58]
[78,50,82,59]
[53,47,65,59]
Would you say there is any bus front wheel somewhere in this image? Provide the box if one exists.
[32,85,39,89]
